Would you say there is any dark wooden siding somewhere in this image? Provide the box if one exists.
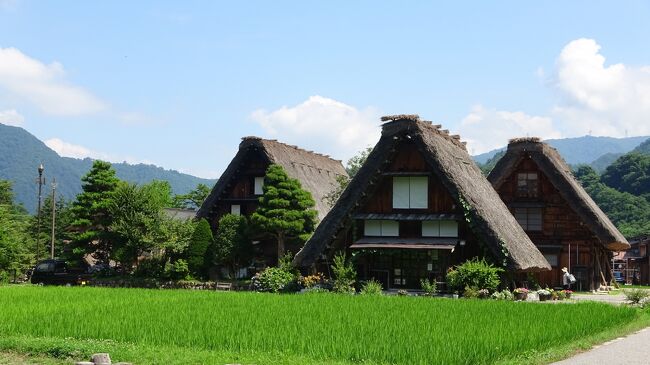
[496,155,603,289]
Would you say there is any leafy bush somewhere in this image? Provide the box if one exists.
[624,289,650,305]
[252,267,296,293]
[491,289,514,301]
[360,280,383,295]
[419,278,437,296]
[331,253,356,294]
[397,289,408,296]
[463,286,479,299]
[477,288,490,299]
[446,258,503,292]
[164,259,190,280]
[133,257,165,278]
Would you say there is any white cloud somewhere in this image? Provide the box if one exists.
[44,138,151,165]
[457,105,562,154]
[0,47,107,116]
[251,95,381,160]
[552,38,650,137]
[0,109,24,126]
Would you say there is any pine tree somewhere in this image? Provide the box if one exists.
[186,218,213,279]
[70,160,120,265]
[251,164,317,261]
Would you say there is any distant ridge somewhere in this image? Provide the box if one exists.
[0,123,215,212]
[473,135,649,165]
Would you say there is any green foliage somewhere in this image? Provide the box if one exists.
[446,258,503,292]
[575,165,650,237]
[172,183,211,210]
[70,160,120,264]
[0,180,34,280]
[165,258,190,280]
[345,146,372,177]
[360,279,383,295]
[462,286,480,299]
[252,267,296,293]
[31,194,73,259]
[186,219,213,279]
[419,278,437,296]
[331,252,356,294]
[251,164,317,258]
[0,286,642,365]
[624,289,650,305]
[211,214,251,278]
[109,182,167,270]
[322,174,349,209]
[601,153,650,197]
[479,150,505,176]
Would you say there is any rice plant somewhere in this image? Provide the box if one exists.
[0,286,638,365]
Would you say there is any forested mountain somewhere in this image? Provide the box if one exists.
[473,135,648,165]
[0,123,215,212]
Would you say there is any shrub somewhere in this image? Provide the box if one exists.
[133,257,165,278]
[446,258,503,292]
[252,267,296,293]
[360,280,383,295]
[477,288,490,299]
[419,278,437,296]
[331,253,356,294]
[164,259,190,281]
[186,219,213,280]
[397,289,408,296]
[624,289,650,305]
[463,286,479,299]
[491,291,505,300]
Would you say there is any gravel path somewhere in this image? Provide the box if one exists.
[553,327,650,365]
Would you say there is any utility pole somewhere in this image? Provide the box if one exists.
[36,164,44,261]
[50,178,57,259]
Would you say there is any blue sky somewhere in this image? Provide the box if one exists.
[1,1,650,178]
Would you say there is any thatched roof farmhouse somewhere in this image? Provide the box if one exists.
[294,115,549,289]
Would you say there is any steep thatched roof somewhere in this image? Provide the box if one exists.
[196,137,348,221]
[294,116,550,272]
[488,139,630,251]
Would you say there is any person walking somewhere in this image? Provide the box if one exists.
[562,267,575,290]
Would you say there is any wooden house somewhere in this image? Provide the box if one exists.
[613,236,649,285]
[488,138,630,290]
[294,115,550,290]
[196,137,347,267]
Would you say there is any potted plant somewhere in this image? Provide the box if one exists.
[537,288,551,301]
[562,289,573,299]
[513,288,529,301]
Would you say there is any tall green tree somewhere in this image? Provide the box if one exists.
[251,164,317,260]
[0,180,34,281]
[345,147,372,178]
[109,182,167,270]
[211,214,252,278]
[172,183,211,210]
[70,160,120,265]
[31,194,73,259]
[186,218,213,279]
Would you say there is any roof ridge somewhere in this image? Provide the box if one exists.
[241,136,342,163]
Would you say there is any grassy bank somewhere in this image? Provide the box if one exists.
[0,286,644,364]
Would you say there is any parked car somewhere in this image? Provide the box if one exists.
[30,259,91,286]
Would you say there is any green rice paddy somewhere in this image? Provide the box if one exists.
[0,286,642,364]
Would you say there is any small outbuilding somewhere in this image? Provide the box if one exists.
[487,138,630,290]
[294,115,550,290]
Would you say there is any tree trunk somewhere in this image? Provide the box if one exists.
[277,232,285,263]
